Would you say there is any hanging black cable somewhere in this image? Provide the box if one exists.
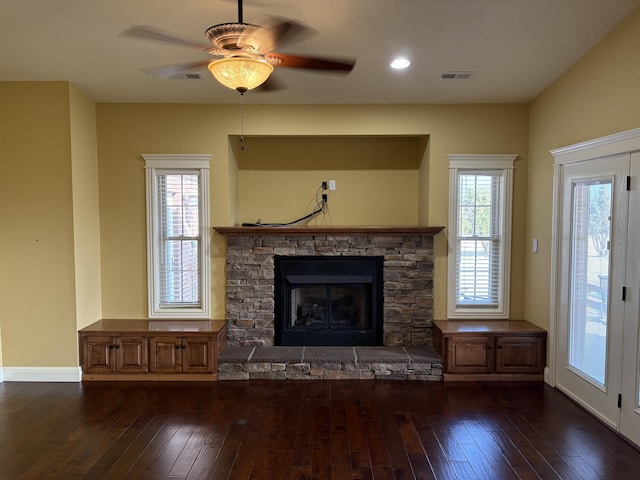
[241,184,328,227]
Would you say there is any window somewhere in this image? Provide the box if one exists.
[142,154,211,318]
[447,154,516,319]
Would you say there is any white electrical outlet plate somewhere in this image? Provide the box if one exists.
[329,180,336,190]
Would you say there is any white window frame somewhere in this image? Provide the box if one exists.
[447,154,516,319]
[142,154,211,318]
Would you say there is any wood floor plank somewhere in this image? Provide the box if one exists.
[350,451,373,479]
[428,415,469,463]
[85,413,158,479]
[123,422,181,479]
[376,408,414,480]
[345,399,369,452]
[311,437,332,479]
[185,444,221,479]
[267,450,294,480]
[462,419,519,479]
[407,453,436,480]
[101,414,171,479]
[206,421,247,480]
[360,398,392,468]
[415,426,458,480]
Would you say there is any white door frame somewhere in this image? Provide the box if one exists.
[549,128,640,421]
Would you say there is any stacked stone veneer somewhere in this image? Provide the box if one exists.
[224,234,435,347]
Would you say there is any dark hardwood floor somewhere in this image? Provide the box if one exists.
[0,380,639,479]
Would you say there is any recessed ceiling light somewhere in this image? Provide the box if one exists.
[390,58,411,70]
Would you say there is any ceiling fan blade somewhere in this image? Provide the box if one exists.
[265,53,356,73]
[141,60,213,78]
[122,25,214,52]
[241,16,317,52]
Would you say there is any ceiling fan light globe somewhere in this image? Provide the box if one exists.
[208,58,274,91]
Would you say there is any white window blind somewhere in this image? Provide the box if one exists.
[456,172,501,307]
[447,154,515,319]
[143,154,211,318]
[157,172,200,306]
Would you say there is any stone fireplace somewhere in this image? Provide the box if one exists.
[214,226,444,348]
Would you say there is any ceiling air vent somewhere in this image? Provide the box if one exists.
[169,73,203,80]
[440,71,475,80]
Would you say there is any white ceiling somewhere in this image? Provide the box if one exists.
[1,0,639,105]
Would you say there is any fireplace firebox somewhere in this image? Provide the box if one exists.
[274,255,384,346]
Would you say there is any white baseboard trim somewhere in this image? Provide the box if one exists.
[0,368,4,383]
[544,366,553,386]
[2,367,82,382]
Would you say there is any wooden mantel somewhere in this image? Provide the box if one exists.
[213,225,445,237]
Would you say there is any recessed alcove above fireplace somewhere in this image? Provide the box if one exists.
[214,226,444,348]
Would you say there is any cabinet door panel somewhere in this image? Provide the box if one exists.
[447,336,493,374]
[83,336,114,373]
[182,337,214,373]
[116,336,148,373]
[495,336,544,373]
[149,337,180,373]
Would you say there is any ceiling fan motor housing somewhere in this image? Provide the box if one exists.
[204,23,264,56]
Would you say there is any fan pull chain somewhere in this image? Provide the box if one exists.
[239,92,245,151]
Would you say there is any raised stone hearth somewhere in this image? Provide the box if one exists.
[215,226,444,349]
[218,345,443,380]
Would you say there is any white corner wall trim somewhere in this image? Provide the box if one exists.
[2,367,82,382]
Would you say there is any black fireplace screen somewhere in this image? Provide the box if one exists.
[275,255,383,346]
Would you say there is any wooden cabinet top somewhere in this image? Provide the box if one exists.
[433,319,545,335]
[79,319,227,335]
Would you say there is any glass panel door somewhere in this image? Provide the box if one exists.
[556,154,628,429]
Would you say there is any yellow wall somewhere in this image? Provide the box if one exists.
[238,170,419,226]
[0,82,79,367]
[96,103,529,322]
[526,8,640,331]
[69,85,102,333]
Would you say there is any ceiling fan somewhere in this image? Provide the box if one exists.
[123,0,356,93]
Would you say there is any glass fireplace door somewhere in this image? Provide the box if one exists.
[290,284,370,331]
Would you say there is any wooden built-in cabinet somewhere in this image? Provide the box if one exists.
[433,320,546,381]
[83,335,147,374]
[149,336,214,374]
[79,319,226,381]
